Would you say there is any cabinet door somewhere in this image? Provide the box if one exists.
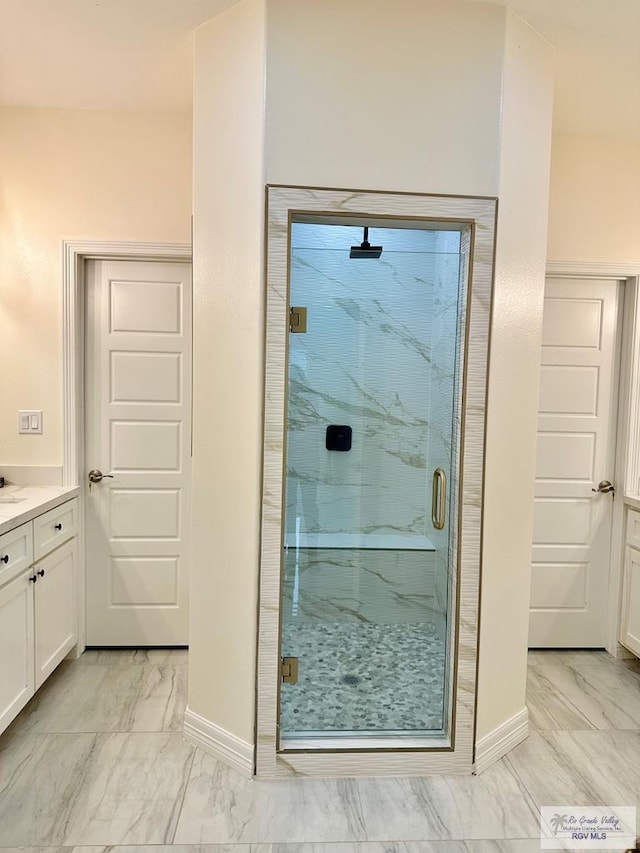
[621,545,640,658]
[0,570,35,732]
[34,539,77,689]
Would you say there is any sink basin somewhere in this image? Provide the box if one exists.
[0,497,26,504]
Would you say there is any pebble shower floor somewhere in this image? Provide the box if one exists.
[280,620,447,735]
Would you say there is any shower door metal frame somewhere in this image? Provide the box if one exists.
[255,185,497,778]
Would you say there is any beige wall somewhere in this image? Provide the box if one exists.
[189,0,266,741]
[265,0,504,195]
[190,0,554,753]
[547,133,640,263]
[0,107,192,466]
[476,10,554,740]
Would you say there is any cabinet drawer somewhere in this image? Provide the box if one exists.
[33,499,78,561]
[0,522,34,587]
[627,508,640,549]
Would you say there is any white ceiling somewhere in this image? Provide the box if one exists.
[0,0,638,136]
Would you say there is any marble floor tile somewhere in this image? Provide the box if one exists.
[269,845,560,853]
[77,847,272,853]
[0,849,71,853]
[526,666,596,731]
[506,729,640,809]
[0,845,555,853]
[0,732,194,846]
[355,759,539,842]
[528,648,640,676]
[7,662,187,735]
[527,650,612,667]
[2,645,638,851]
[527,661,640,730]
[174,751,367,844]
[0,848,271,853]
[74,648,189,665]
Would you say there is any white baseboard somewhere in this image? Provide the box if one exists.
[184,707,254,776]
[613,642,637,660]
[474,707,529,774]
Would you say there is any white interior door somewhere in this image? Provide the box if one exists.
[85,259,192,645]
[529,277,620,648]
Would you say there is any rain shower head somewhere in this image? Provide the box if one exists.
[349,226,383,259]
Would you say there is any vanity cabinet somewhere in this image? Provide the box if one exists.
[34,538,77,688]
[0,569,35,732]
[0,497,78,735]
[620,507,640,657]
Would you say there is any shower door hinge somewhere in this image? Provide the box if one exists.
[280,656,299,684]
[289,306,307,333]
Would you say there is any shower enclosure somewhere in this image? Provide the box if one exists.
[257,187,496,777]
[281,221,461,743]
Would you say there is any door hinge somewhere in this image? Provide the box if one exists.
[280,656,299,684]
[289,306,307,333]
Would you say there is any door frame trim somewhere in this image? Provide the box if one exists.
[61,240,192,650]
[546,260,640,656]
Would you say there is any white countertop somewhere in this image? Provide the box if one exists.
[624,495,640,512]
[0,484,81,536]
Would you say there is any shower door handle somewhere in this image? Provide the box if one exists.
[432,468,447,531]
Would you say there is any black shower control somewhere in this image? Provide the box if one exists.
[326,425,352,452]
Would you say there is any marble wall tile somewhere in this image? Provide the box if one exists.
[285,224,448,543]
[8,662,187,734]
[428,246,463,622]
[282,548,437,625]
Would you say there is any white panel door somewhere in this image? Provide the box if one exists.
[529,278,620,647]
[85,259,192,645]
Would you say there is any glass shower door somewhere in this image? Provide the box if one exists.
[279,220,464,746]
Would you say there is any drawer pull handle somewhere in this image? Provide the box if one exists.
[37,569,45,577]
[0,554,8,564]
[54,523,63,531]
[29,575,37,583]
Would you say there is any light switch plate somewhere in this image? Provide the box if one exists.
[18,410,43,434]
